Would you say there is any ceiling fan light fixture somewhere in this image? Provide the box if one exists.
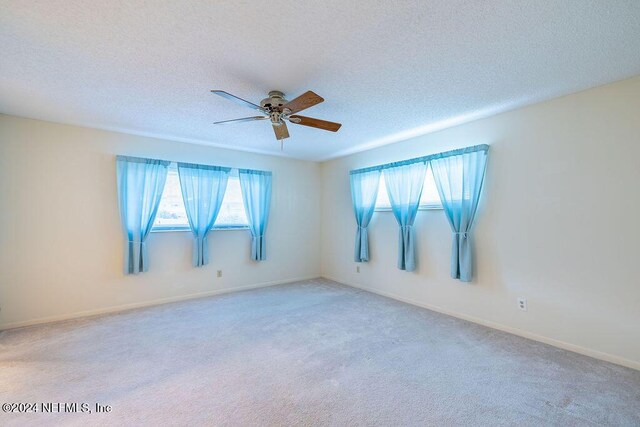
[211,89,341,145]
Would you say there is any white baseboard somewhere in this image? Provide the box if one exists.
[0,276,319,331]
[322,275,640,372]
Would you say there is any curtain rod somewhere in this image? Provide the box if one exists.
[115,155,271,175]
[349,144,489,175]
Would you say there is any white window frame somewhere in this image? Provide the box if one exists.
[151,165,250,232]
[374,169,443,212]
[374,204,442,212]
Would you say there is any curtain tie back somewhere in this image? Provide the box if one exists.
[454,231,469,238]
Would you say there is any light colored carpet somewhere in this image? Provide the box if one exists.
[1,279,639,426]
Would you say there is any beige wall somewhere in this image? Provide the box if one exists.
[320,76,640,369]
[2,77,639,370]
[0,115,321,328]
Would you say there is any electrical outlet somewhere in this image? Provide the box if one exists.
[517,297,527,311]
[356,265,360,273]
[217,270,222,278]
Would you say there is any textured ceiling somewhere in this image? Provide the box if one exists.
[1,1,640,161]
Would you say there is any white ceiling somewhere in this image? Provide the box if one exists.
[1,1,639,161]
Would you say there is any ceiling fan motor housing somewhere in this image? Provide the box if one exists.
[261,91,290,125]
[260,91,288,110]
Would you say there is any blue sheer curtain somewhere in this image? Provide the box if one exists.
[116,156,170,274]
[177,163,231,267]
[239,169,272,261]
[384,162,427,271]
[430,149,488,282]
[350,169,381,262]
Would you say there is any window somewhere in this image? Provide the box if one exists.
[215,172,249,227]
[375,167,442,210]
[152,165,249,231]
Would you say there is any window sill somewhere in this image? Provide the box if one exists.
[151,225,250,233]
[375,205,443,212]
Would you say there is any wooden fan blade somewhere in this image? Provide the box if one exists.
[214,116,269,125]
[272,122,289,140]
[288,115,342,132]
[282,91,324,114]
[211,90,264,112]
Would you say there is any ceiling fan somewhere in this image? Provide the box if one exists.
[211,90,342,142]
